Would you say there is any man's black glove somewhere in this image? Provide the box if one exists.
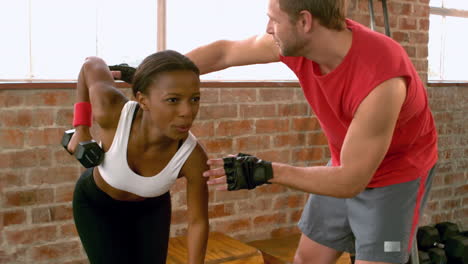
[223,153,273,191]
[108,63,136,84]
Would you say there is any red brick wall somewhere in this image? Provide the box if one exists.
[0,86,318,263]
[1,0,467,263]
[0,89,83,263]
[425,83,468,228]
[348,0,430,81]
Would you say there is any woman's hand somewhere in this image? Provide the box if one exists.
[67,126,93,154]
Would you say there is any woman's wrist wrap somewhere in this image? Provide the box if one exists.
[223,153,273,191]
[73,102,92,127]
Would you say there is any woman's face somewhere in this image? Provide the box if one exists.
[145,70,201,140]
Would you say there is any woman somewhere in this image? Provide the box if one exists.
[68,50,209,264]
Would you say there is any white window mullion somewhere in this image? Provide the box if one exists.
[157,0,166,51]
[28,0,33,79]
[440,15,446,80]
[95,0,99,57]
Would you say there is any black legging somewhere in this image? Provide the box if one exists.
[73,168,171,264]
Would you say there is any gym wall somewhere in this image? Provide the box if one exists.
[0,0,467,263]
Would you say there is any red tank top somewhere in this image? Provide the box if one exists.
[280,19,437,187]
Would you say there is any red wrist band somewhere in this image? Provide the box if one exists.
[73,102,92,127]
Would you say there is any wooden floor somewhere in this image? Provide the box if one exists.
[167,232,263,264]
[167,232,351,264]
[248,234,351,264]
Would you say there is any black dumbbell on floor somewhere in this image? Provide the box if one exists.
[417,226,446,250]
[417,226,449,264]
[427,248,448,264]
[418,250,432,264]
[435,222,460,242]
[61,129,104,168]
[445,235,468,264]
[435,222,468,264]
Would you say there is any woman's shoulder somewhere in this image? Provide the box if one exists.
[188,142,209,166]
[181,141,209,179]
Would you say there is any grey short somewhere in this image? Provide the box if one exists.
[298,166,436,263]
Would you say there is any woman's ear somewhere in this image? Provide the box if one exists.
[135,91,149,111]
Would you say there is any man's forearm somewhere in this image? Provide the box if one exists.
[186,221,209,264]
[270,163,369,198]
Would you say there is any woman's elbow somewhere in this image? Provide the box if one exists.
[82,56,107,73]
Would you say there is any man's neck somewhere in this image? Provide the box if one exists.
[304,27,353,75]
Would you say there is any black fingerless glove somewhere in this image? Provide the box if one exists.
[223,153,273,191]
[108,63,136,84]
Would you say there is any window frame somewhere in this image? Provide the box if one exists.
[0,0,165,83]
[428,3,468,83]
[2,0,467,86]
[1,0,296,85]
[0,81,300,91]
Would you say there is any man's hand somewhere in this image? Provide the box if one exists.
[110,71,121,80]
[203,153,273,191]
[108,63,136,84]
[202,157,229,191]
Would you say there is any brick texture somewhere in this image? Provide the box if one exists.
[0,0,467,263]
[424,84,468,228]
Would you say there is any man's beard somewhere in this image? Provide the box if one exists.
[279,36,304,57]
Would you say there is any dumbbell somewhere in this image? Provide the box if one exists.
[435,222,460,241]
[417,226,446,250]
[445,235,468,264]
[426,248,448,264]
[434,222,468,264]
[61,129,104,168]
[418,250,432,264]
[409,249,446,264]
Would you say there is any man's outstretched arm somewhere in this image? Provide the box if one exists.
[270,77,407,197]
[185,34,280,74]
[204,77,407,198]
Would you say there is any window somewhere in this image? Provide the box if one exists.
[166,0,294,81]
[428,0,468,81]
[0,0,295,82]
[0,0,157,81]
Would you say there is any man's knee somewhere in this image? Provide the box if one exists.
[293,250,339,264]
[293,235,342,264]
[293,249,308,264]
[293,239,318,264]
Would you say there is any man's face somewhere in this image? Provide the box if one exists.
[266,0,305,56]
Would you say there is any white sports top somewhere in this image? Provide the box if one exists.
[97,101,197,197]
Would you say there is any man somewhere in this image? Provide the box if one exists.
[186,0,438,263]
